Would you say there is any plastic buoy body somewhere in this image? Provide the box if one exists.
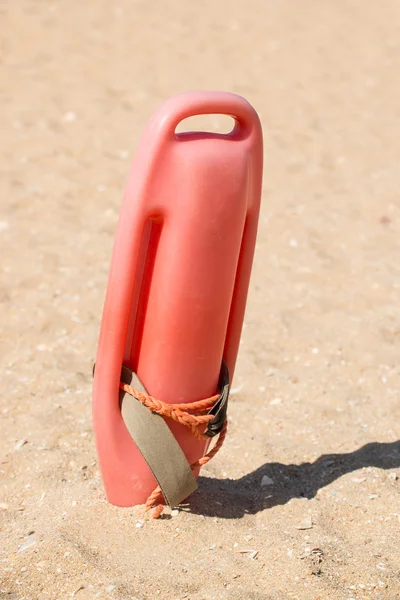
[93,92,263,506]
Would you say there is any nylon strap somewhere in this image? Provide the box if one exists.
[119,365,198,508]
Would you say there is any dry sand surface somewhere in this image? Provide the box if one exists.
[1,1,400,599]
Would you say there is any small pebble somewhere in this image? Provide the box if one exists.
[72,584,85,596]
[171,509,179,517]
[269,397,282,405]
[15,439,28,450]
[294,518,313,530]
[135,521,144,528]
[18,538,36,553]
[260,475,274,487]
[0,502,8,510]
[388,472,398,481]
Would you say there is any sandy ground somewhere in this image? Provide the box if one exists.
[1,1,400,599]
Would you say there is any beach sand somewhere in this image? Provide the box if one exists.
[1,1,399,598]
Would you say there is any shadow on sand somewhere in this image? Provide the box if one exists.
[188,440,400,518]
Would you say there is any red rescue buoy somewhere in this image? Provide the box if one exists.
[93,91,263,508]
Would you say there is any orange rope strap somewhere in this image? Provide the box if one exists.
[119,381,228,518]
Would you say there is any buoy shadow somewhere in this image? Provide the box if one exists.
[188,440,400,519]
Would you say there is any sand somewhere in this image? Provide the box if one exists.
[1,1,399,598]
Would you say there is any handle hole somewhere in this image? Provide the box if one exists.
[175,114,236,136]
